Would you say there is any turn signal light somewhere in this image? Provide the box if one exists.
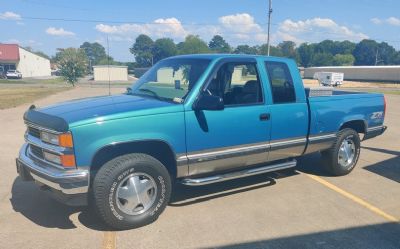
[60,154,76,168]
[59,133,74,147]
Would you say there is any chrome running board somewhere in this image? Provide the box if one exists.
[181,159,297,186]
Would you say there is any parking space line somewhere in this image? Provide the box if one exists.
[102,231,116,249]
[305,173,399,223]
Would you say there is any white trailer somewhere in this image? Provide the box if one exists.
[314,72,344,86]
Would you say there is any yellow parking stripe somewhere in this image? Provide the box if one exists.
[305,173,399,223]
[102,231,116,249]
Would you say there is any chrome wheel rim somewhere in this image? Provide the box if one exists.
[338,137,356,167]
[116,173,157,216]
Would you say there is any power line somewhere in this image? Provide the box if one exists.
[16,15,279,27]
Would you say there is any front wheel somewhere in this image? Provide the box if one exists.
[322,128,361,176]
[93,153,172,230]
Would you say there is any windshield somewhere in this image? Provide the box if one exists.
[129,58,211,103]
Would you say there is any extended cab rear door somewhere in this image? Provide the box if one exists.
[262,59,309,161]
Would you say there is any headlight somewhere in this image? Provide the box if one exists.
[40,131,73,147]
[43,151,76,168]
[41,132,59,145]
[43,151,61,164]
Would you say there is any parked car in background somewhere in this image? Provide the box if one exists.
[6,70,22,79]
[0,66,5,79]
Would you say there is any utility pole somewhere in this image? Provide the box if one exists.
[107,35,111,95]
[267,0,273,56]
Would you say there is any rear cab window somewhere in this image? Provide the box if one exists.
[264,61,296,104]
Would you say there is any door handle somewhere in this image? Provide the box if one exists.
[259,113,270,121]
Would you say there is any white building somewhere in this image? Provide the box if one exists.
[304,66,400,83]
[93,65,128,81]
[0,44,51,77]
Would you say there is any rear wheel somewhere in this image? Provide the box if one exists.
[322,128,361,176]
[93,153,172,229]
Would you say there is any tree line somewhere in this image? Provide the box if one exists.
[48,35,400,85]
[130,34,400,68]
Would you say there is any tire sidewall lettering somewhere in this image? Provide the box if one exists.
[108,166,166,219]
[109,167,135,220]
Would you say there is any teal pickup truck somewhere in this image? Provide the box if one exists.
[17,54,386,229]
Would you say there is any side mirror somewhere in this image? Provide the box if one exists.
[193,93,224,111]
[126,87,132,94]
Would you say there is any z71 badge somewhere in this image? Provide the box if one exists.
[371,111,384,119]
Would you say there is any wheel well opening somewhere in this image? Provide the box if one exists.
[90,141,177,184]
[340,120,366,134]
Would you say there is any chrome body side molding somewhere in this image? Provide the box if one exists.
[181,159,297,186]
[184,137,307,176]
[305,132,337,154]
[364,125,387,140]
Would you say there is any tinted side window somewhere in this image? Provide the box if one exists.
[265,62,296,104]
[206,62,263,106]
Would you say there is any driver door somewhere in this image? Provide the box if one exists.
[184,59,271,176]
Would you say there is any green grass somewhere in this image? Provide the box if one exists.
[0,86,71,109]
[0,77,67,84]
[361,89,400,95]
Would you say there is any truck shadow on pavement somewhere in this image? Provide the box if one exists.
[214,223,400,249]
[10,170,300,231]
[362,146,400,183]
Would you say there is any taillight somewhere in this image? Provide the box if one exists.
[383,95,387,118]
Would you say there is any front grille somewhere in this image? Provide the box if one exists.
[28,126,41,138]
[29,144,44,159]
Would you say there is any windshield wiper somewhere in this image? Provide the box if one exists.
[137,88,161,99]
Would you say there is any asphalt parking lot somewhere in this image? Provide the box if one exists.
[0,86,399,249]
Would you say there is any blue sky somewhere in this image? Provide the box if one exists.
[1,0,400,61]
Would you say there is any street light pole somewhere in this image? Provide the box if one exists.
[267,0,273,56]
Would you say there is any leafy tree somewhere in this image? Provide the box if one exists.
[56,48,87,86]
[332,54,355,66]
[312,53,334,66]
[153,38,177,63]
[177,35,210,55]
[33,51,50,60]
[376,42,397,65]
[337,40,356,55]
[297,43,315,67]
[259,44,283,57]
[80,42,108,66]
[278,41,298,59]
[96,56,120,66]
[233,45,258,55]
[353,39,379,65]
[208,35,231,53]
[130,34,155,67]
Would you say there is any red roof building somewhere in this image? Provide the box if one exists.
[0,44,20,61]
[0,44,51,77]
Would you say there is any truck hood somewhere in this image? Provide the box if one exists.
[24,94,182,131]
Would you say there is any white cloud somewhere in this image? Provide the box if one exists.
[3,38,20,44]
[277,18,368,44]
[218,13,262,33]
[370,18,382,25]
[46,27,75,36]
[95,14,269,44]
[0,11,21,20]
[95,18,187,39]
[371,17,400,26]
[386,17,400,26]
[93,14,371,48]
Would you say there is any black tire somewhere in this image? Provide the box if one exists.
[93,153,172,230]
[322,128,361,176]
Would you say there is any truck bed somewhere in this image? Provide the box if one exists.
[305,87,385,137]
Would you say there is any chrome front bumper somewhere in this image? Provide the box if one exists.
[16,143,89,195]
